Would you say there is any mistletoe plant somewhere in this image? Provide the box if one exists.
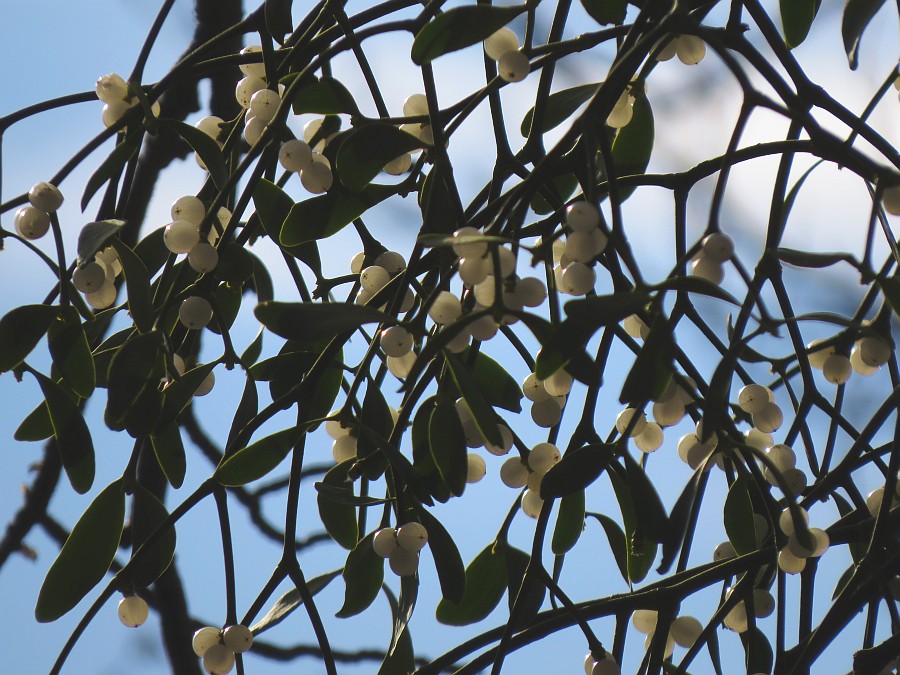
[1,0,900,673]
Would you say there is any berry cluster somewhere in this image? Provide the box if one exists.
[192,624,253,675]
[95,73,160,128]
[689,232,734,286]
[14,181,63,241]
[483,27,530,83]
[373,522,429,576]
[655,35,707,65]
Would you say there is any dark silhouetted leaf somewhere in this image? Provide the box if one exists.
[724,474,756,555]
[337,123,423,191]
[134,227,169,277]
[251,179,322,272]
[265,0,293,42]
[415,504,465,603]
[48,306,95,398]
[35,479,124,622]
[157,361,217,429]
[159,119,227,189]
[609,94,653,200]
[34,372,94,494]
[581,0,627,24]
[609,469,657,583]
[464,348,523,413]
[445,351,502,448]
[521,83,600,137]
[76,219,125,262]
[255,301,393,342]
[742,626,774,674]
[215,428,300,486]
[411,5,526,65]
[251,570,341,634]
[109,239,153,334]
[150,423,186,489]
[658,471,705,574]
[428,399,468,497]
[620,313,675,404]
[506,550,545,631]
[777,248,858,270]
[701,357,733,443]
[436,543,507,625]
[781,0,818,48]
[105,331,164,435]
[541,443,614,499]
[623,452,667,541]
[412,397,452,503]
[337,532,384,617]
[289,76,360,115]
[842,0,886,69]
[118,485,176,589]
[81,135,139,211]
[15,402,53,442]
[380,582,416,674]
[552,489,585,554]
[652,276,740,305]
[355,383,394,480]
[317,461,359,549]
[0,304,57,373]
[281,184,396,246]
[587,512,629,581]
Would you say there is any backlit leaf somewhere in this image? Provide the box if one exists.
[724,474,757,555]
[47,306,95,398]
[0,304,57,373]
[609,93,654,201]
[428,399,468,497]
[34,372,94,494]
[251,570,341,634]
[150,423,186,489]
[436,543,507,625]
[336,123,423,191]
[552,490,585,554]
[415,504,465,603]
[841,0,886,69]
[215,428,300,486]
[289,76,360,115]
[255,301,393,342]
[159,119,228,189]
[317,460,359,549]
[781,0,818,48]
[541,443,613,499]
[76,219,125,263]
[521,83,600,137]
[109,239,153,334]
[411,5,526,65]
[337,532,384,617]
[281,184,396,246]
[118,485,176,589]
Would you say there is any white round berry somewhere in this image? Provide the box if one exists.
[652,398,685,427]
[484,425,514,456]
[616,407,647,437]
[96,73,129,103]
[867,487,885,516]
[528,442,561,474]
[470,313,498,341]
[676,35,706,64]
[778,547,806,574]
[806,339,835,369]
[101,100,132,127]
[851,345,879,375]
[192,626,222,656]
[386,351,417,379]
[86,281,118,310]
[522,373,549,403]
[72,261,107,293]
[332,435,357,463]
[543,370,573,397]
[459,255,491,286]
[810,527,830,557]
[752,401,783,433]
[235,76,267,108]
[566,201,600,232]
[745,428,774,450]
[859,336,892,367]
[300,155,333,193]
[195,116,225,143]
[193,369,216,397]
[117,595,149,628]
[466,453,487,483]
[635,422,664,453]
[566,231,599,263]
[591,655,621,675]
[428,291,462,325]
[631,609,658,634]
[360,265,391,293]
[521,488,543,517]
[516,277,547,307]
[500,457,528,488]
[188,243,219,273]
[384,153,413,175]
[373,528,398,557]
[484,27,519,60]
[767,444,796,473]
[28,182,64,213]
[623,314,650,339]
[164,219,200,254]
[179,296,213,330]
[778,506,808,536]
[402,93,429,117]
[782,467,808,493]
[607,92,633,128]
[822,354,852,384]
[531,398,563,427]
[723,601,749,633]
[375,251,406,276]
[690,255,724,285]
[396,522,428,551]
[882,185,900,215]
[389,546,419,576]
[701,232,734,262]
[222,624,253,653]
[498,50,530,83]
[239,45,266,78]
[670,615,703,647]
[713,541,736,561]
[738,384,772,414]
[473,276,497,306]
[14,206,51,240]
[170,195,205,226]
[560,262,596,295]
[244,116,267,145]
[279,139,314,172]
[249,88,281,123]
[380,326,413,357]
[202,642,235,675]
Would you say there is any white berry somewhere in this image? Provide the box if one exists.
[222,624,253,653]
[117,595,149,628]
[179,296,213,330]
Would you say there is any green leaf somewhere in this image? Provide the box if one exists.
[380,581,416,675]
[411,397,452,503]
[281,184,396,246]
[724,474,757,555]
[118,485,176,589]
[521,83,600,137]
[251,179,321,271]
[609,469,657,583]
[540,443,613,499]
[428,399,468,497]
[622,451,668,542]
[336,123,423,191]
[530,172,579,215]
[609,93,654,201]
[842,0,886,69]
[134,227,170,277]
[104,331,164,436]
[581,0,627,25]
[315,482,391,506]
[411,4,526,65]
[588,512,629,581]
[214,428,300,486]
[777,248,859,270]
[781,0,818,48]
[505,549,544,630]
[205,283,242,335]
[742,626,774,675]
[150,423,186,489]
[76,219,125,262]
[337,532,384,617]
[255,301,393,342]
[658,471,704,574]
[15,402,53,442]
[0,304,58,372]
[552,490,585,554]
[619,313,675,404]
[157,362,217,429]
[81,135,139,211]
[879,277,900,317]
[289,76,360,115]
[354,382,395,480]
[651,276,740,305]
[265,0,293,42]
[415,503,465,603]
[444,352,502,448]
[251,570,341,634]
[436,543,507,625]
[35,479,124,622]
[701,358,733,443]
[109,239,153,334]
[317,461,359,549]
[48,306,95,398]
[34,372,95,494]
[464,348,523,413]
[158,119,228,189]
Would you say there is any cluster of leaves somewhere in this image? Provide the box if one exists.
[1,0,900,673]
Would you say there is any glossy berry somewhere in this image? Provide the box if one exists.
[192,626,222,656]
[360,265,391,293]
[738,383,771,414]
[239,45,266,78]
[373,528,398,557]
[14,206,51,240]
[528,442,561,474]
[822,354,852,384]
[300,155,333,193]
[249,88,281,123]
[483,27,519,60]
[384,153,412,175]
[690,255,724,285]
[631,609,658,633]
[498,50,530,83]
[86,282,118,310]
[676,35,706,64]
[164,219,201,254]
[531,398,563,427]
[179,296,213,330]
[235,76,267,108]
[882,185,900,215]
[279,139,314,172]
[117,595,149,628]
[72,262,107,293]
[428,291,462,325]
[331,435,357,463]
[500,457,528,488]
[752,401,783,433]
[670,615,703,647]
[566,201,601,232]
[753,589,776,618]
[858,336,892,367]
[386,352,417,379]
[466,453,487,483]
[521,488,543,517]
[381,326,414,357]
[591,656,621,675]
[28,182,64,213]
[616,408,647,437]
[778,547,806,574]
[202,642,235,675]
[396,522,428,551]
[389,546,419,576]
[188,243,219,273]
[195,116,225,144]
[96,73,129,103]
[452,227,488,258]
[560,262,596,295]
[543,370,573,397]
[607,91,633,128]
[635,422,664,453]
[222,624,253,653]
[402,93,429,117]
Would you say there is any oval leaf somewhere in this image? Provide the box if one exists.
[251,570,341,634]
[552,489,586,554]
[609,93,654,201]
[415,504,465,603]
[0,304,58,373]
[521,83,600,137]
[337,532,384,618]
[281,184,396,246]
[255,301,393,342]
[289,76,360,115]
[411,5,526,65]
[781,0,818,48]
[118,485,176,589]
[158,119,228,189]
[34,372,95,494]
[540,443,613,499]
[48,306,95,398]
[317,460,359,549]
[336,123,423,191]
[35,479,124,622]
[428,399,468,497]
[151,423,186,489]
[109,239,153,334]
[77,219,125,263]
[841,0,887,69]
[436,543,507,625]
[724,474,757,555]
[215,428,300,486]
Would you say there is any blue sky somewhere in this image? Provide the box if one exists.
[1,1,900,674]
